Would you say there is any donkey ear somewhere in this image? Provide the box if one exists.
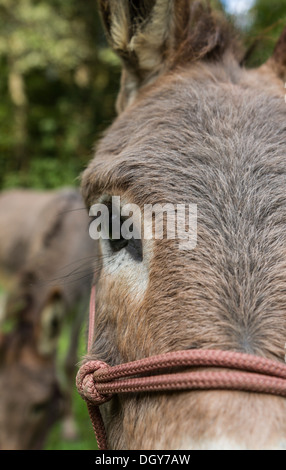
[99,0,239,112]
[99,0,174,111]
[268,26,286,81]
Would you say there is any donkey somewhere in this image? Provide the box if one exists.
[79,0,286,450]
[0,188,95,449]
[0,324,64,450]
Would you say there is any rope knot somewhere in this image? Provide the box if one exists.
[76,360,112,406]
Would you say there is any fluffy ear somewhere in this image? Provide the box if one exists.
[99,0,239,112]
[267,26,286,81]
[99,0,174,111]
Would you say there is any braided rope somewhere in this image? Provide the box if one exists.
[77,286,286,450]
[76,349,286,450]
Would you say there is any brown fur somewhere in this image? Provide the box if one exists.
[0,324,63,450]
[81,1,286,450]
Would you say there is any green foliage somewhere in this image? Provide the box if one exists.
[0,0,120,190]
[245,0,286,66]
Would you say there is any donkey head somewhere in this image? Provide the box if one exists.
[0,325,63,450]
[81,0,286,449]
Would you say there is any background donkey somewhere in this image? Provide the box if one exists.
[79,0,286,450]
[0,188,95,449]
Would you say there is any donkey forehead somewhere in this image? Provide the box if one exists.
[83,67,286,337]
[83,67,286,204]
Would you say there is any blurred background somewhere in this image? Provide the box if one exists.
[1,0,286,192]
[0,0,285,451]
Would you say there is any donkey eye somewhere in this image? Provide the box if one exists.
[108,213,143,262]
[89,201,143,262]
[108,214,129,253]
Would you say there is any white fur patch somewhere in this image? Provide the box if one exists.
[100,238,152,302]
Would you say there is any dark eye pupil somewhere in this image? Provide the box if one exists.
[108,214,128,251]
[109,234,129,252]
[108,214,143,262]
